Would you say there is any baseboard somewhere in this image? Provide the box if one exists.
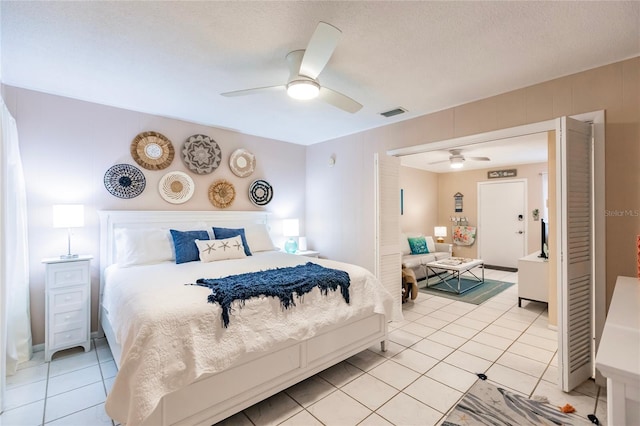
[484,264,518,273]
[32,331,104,353]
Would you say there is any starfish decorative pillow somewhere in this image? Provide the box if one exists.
[195,236,247,262]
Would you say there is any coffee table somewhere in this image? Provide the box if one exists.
[425,258,484,294]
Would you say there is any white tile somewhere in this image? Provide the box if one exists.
[319,361,364,388]
[0,399,44,426]
[485,364,539,395]
[368,340,404,359]
[358,412,394,426]
[244,392,302,426]
[439,304,475,316]
[400,322,437,338]
[214,411,253,426]
[47,364,103,397]
[376,392,443,426]
[483,323,523,340]
[496,351,548,378]
[368,360,421,390]
[524,325,558,341]
[443,350,492,375]
[457,340,503,362]
[507,342,555,364]
[4,379,47,411]
[425,363,477,393]
[411,339,455,361]
[403,303,435,315]
[452,316,489,331]
[419,296,454,308]
[427,310,461,323]
[388,329,422,347]
[541,364,558,384]
[492,317,530,332]
[16,351,45,370]
[517,333,557,351]
[574,379,599,398]
[104,377,115,394]
[307,390,371,426]
[44,382,106,423]
[285,376,336,408]
[426,331,467,349]
[46,402,113,426]
[100,360,118,379]
[401,310,425,322]
[549,351,558,366]
[96,344,114,363]
[462,310,501,324]
[441,323,479,339]
[342,373,398,410]
[471,331,515,351]
[278,409,323,426]
[347,349,387,372]
[49,350,99,378]
[404,376,463,414]
[414,316,449,330]
[6,363,49,389]
[594,397,608,426]
[391,348,438,374]
[501,312,536,325]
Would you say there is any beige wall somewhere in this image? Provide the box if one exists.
[399,166,438,235]
[307,57,639,319]
[437,162,547,259]
[4,86,307,345]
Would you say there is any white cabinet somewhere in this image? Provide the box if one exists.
[517,251,549,307]
[295,250,320,258]
[42,255,92,361]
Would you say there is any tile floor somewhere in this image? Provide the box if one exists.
[1,269,608,426]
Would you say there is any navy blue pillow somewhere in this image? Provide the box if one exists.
[170,229,209,264]
[212,227,252,256]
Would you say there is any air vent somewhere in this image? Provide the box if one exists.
[380,107,407,118]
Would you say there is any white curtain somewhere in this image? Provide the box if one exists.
[1,98,32,378]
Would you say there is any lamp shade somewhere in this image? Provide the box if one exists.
[434,226,447,238]
[282,219,299,237]
[53,204,85,228]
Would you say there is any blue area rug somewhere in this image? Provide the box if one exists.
[419,276,514,304]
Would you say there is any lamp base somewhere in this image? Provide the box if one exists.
[60,254,79,259]
[436,237,445,243]
[284,238,298,254]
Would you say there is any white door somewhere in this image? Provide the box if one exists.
[478,180,526,268]
[374,153,402,322]
[556,116,593,392]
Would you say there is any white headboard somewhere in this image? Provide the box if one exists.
[98,210,272,299]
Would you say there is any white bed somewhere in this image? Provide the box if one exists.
[98,210,391,426]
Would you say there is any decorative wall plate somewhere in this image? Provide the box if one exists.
[104,164,146,199]
[249,179,273,206]
[158,171,195,204]
[182,134,222,174]
[229,148,256,178]
[130,131,175,170]
[208,179,236,209]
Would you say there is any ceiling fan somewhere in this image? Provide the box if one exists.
[221,22,362,114]
[429,149,491,169]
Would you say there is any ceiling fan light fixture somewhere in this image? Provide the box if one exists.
[450,157,464,169]
[287,80,320,100]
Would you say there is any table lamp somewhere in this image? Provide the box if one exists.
[434,226,447,243]
[53,204,84,259]
[283,219,299,253]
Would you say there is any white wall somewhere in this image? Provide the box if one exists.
[3,85,307,345]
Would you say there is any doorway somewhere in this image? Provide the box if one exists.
[478,179,527,269]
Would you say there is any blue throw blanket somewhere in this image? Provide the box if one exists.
[195,262,350,327]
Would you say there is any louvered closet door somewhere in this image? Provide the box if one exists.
[557,116,593,392]
[374,153,402,322]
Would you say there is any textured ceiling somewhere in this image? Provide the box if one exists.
[2,1,639,145]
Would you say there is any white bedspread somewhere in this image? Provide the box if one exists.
[103,251,392,425]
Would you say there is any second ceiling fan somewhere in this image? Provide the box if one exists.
[429,149,491,169]
[221,22,362,113]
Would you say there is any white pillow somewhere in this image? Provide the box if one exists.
[244,223,277,252]
[195,236,247,262]
[425,236,436,253]
[400,233,411,255]
[115,228,174,267]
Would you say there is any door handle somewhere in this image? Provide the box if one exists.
[516,230,524,234]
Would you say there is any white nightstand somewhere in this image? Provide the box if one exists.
[42,255,93,361]
[295,250,320,258]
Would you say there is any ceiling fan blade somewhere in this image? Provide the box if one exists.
[299,22,341,79]
[427,159,450,165]
[468,156,491,161]
[319,87,362,113]
[221,85,285,97]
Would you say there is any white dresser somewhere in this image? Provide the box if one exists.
[42,255,92,361]
[595,276,640,426]
[517,251,549,307]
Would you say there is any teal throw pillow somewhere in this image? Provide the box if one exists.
[408,236,429,254]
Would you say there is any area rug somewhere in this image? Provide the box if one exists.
[443,379,595,426]
[418,277,514,305]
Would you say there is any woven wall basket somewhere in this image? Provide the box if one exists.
[208,179,236,209]
[131,131,175,170]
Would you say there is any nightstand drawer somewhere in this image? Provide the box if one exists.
[47,262,90,288]
[52,309,86,329]
[51,325,87,349]
[51,288,87,312]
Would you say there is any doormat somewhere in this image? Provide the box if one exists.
[419,277,514,305]
[443,379,595,426]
